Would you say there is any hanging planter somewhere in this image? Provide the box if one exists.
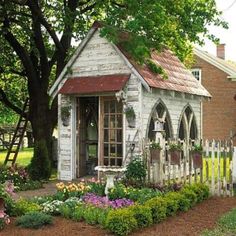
[149,142,162,163]
[124,105,136,128]
[61,105,71,127]
[169,143,182,165]
[191,144,203,169]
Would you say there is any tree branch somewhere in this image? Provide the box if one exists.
[0,88,24,115]
[27,0,65,54]
[2,18,37,83]
[28,0,49,81]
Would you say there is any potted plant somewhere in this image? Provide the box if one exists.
[191,144,203,169]
[149,141,162,163]
[124,105,136,128]
[168,143,182,165]
[61,106,71,126]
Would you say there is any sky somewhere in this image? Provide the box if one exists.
[200,0,236,61]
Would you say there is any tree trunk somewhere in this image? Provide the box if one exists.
[26,131,34,148]
[28,85,57,179]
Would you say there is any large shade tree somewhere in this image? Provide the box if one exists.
[0,0,227,179]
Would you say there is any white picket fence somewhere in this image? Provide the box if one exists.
[143,139,235,196]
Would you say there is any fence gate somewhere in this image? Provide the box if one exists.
[144,139,235,197]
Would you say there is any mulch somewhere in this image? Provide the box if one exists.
[1,197,236,236]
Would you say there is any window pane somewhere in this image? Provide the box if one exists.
[104,101,109,113]
[104,144,109,156]
[104,129,109,142]
[110,115,116,128]
[110,144,116,157]
[117,144,122,157]
[110,130,116,142]
[117,158,122,166]
[110,158,116,166]
[117,115,122,128]
[104,115,109,128]
[117,130,122,142]
[117,102,123,113]
[104,158,108,166]
[110,102,115,113]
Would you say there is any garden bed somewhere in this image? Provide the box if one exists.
[1,197,236,236]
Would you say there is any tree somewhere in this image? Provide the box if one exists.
[0,0,226,179]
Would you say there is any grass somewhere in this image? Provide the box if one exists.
[0,148,58,180]
[0,148,33,166]
[202,208,236,236]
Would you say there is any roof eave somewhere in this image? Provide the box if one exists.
[49,27,98,99]
[194,48,236,77]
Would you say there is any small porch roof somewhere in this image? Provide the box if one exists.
[59,74,130,95]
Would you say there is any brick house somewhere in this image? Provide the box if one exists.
[192,45,236,142]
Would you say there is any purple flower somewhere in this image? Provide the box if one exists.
[82,193,134,209]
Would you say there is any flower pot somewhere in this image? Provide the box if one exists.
[150,149,161,163]
[192,151,203,168]
[62,117,70,127]
[169,150,181,165]
[126,117,136,128]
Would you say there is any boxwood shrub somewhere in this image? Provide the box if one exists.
[144,197,167,223]
[16,212,53,229]
[129,205,152,228]
[106,208,137,236]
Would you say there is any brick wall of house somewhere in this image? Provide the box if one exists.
[193,55,236,141]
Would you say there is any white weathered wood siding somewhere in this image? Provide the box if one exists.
[141,89,202,139]
[57,94,76,180]
[70,30,131,77]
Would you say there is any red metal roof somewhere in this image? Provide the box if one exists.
[91,22,210,97]
[120,48,211,97]
[59,74,130,95]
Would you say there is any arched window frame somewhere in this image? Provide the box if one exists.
[146,99,173,140]
[178,104,198,141]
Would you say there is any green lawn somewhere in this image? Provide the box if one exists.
[202,208,236,236]
[0,148,33,166]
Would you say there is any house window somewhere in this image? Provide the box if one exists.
[148,102,172,140]
[191,69,201,83]
[102,98,123,166]
[178,106,198,141]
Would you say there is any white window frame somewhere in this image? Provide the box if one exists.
[191,68,202,83]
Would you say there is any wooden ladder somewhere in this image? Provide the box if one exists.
[4,98,29,165]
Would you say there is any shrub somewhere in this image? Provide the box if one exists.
[28,140,51,180]
[124,157,146,183]
[164,192,191,212]
[180,188,198,207]
[106,208,137,236]
[145,197,167,223]
[183,183,209,203]
[15,199,41,216]
[129,205,152,228]
[16,212,53,229]
[128,188,162,204]
[164,194,179,216]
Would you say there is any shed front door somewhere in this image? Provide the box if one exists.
[77,97,98,177]
[99,97,123,166]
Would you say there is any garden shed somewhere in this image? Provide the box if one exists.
[49,23,211,181]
